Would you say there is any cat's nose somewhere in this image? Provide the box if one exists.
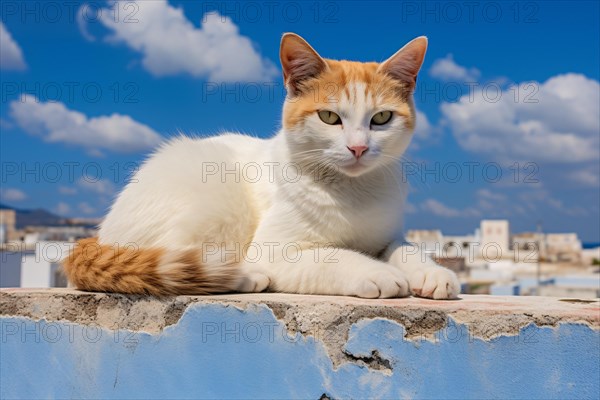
[347,145,369,159]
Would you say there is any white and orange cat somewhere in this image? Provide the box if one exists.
[63,33,460,300]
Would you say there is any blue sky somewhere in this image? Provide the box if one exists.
[1,0,599,241]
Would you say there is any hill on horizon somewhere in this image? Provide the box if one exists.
[0,203,68,229]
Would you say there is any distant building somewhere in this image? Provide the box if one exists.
[539,275,600,298]
[491,275,600,298]
[512,232,544,251]
[20,241,70,288]
[0,209,17,243]
[432,256,467,274]
[0,244,32,287]
[405,219,595,297]
[442,234,478,259]
[23,226,96,244]
[582,247,600,266]
[545,233,582,263]
[405,230,443,252]
[480,220,510,259]
[1,241,70,288]
[511,232,543,263]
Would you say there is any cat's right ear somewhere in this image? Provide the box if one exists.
[280,33,328,96]
[377,36,428,89]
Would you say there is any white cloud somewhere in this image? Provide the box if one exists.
[476,188,507,201]
[94,0,277,82]
[414,110,432,138]
[410,109,444,150]
[77,5,96,42]
[78,202,96,215]
[473,188,521,217]
[0,188,27,202]
[9,95,162,155]
[475,189,507,211]
[78,178,116,195]
[0,22,27,71]
[518,189,589,217]
[421,187,586,220]
[56,202,71,216]
[568,168,599,187]
[421,199,480,218]
[429,54,479,82]
[441,73,600,163]
[59,186,78,195]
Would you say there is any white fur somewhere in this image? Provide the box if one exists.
[99,79,460,300]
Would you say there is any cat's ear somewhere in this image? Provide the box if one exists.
[378,36,428,88]
[280,33,328,96]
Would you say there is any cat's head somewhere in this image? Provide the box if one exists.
[280,33,427,178]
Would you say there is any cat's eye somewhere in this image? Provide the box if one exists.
[318,110,342,125]
[371,111,393,126]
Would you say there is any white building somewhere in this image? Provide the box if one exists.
[1,241,78,288]
[441,235,479,259]
[544,233,582,263]
[480,220,510,260]
[0,247,32,287]
[23,226,96,244]
[405,230,443,252]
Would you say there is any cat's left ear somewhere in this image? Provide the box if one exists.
[377,36,428,88]
[280,33,329,96]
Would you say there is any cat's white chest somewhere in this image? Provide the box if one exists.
[273,177,403,255]
[330,201,399,253]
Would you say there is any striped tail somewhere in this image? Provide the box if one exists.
[62,238,239,296]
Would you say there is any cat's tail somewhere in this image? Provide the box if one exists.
[62,237,240,296]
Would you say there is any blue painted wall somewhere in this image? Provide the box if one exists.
[1,303,599,399]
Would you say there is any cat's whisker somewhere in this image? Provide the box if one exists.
[291,148,329,157]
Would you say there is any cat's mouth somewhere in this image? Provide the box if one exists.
[339,159,371,176]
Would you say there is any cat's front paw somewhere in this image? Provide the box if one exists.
[349,267,410,299]
[237,271,270,293]
[408,267,460,299]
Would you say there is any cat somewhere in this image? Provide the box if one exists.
[63,33,460,300]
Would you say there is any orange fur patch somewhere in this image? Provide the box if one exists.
[283,59,415,131]
[62,238,238,296]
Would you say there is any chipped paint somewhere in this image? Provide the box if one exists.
[1,289,599,398]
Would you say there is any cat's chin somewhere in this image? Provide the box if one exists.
[339,162,373,177]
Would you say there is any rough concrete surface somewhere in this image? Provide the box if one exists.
[1,288,599,370]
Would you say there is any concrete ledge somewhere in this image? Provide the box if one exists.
[1,289,599,399]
